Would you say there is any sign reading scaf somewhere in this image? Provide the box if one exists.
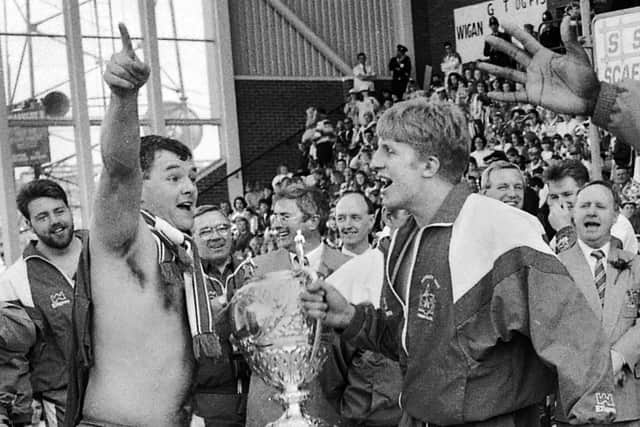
[593,7,640,84]
[453,0,548,63]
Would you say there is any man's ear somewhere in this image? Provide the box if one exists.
[366,213,375,232]
[25,219,32,230]
[422,156,440,179]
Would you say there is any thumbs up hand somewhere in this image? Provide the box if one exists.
[104,23,150,94]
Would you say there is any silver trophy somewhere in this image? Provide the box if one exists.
[231,232,327,426]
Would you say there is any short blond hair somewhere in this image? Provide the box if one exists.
[376,99,469,183]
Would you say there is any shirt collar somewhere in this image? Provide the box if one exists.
[577,238,611,261]
[341,245,369,257]
[427,183,473,226]
[205,257,234,280]
[306,242,324,270]
[288,242,324,271]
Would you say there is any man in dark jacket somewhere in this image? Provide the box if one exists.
[0,179,87,426]
[302,99,616,426]
[0,302,36,427]
[483,16,513,68]
[389,45,412,100]
[322,191,402,427]
[192,205,251,427]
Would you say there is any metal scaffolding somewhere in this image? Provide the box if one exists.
[0,0,239,263]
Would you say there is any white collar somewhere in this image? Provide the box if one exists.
[288,242,324,272]
[306,243,323,269]
[577,238,611,261]
[341,245,370,258]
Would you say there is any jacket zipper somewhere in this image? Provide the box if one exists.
[387,222,453,356]
[24,255,75,289]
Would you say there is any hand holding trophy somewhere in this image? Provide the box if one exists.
[230,230,328,426]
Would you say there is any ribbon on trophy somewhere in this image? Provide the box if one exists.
[294,230,322,363]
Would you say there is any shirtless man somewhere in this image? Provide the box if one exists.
[66,25,198,427]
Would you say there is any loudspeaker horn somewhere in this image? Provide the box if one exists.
[42,91,70,117]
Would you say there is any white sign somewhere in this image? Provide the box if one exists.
[453,0,548,63]
[593,7,640,84]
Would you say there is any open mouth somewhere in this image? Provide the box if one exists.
[51,225,66,235]
[207,240,226,250]
[378,176,393,190]
[276,229,290,239]
[584,221,600,230]
[340,229,358,236]
[177,201,193,212]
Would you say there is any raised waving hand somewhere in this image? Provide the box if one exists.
[477,16,600,116]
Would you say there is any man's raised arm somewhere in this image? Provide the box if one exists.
[477,15,640,151]
[92,24,150,253]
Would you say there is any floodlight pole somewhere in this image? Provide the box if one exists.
[0,39,20,264]
[580,0,602,180]
[138,0,165,135]
[63,0,95,227]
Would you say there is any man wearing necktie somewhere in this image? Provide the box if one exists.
[243,183,351,426]
[557,181,640,427]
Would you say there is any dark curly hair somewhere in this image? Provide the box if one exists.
[139,135,192,178]
[16,179,69,220]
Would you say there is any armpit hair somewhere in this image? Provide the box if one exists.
[126,256,147,287]
[124,249,185,312]
[158,262,187,312]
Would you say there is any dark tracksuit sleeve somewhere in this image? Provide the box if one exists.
[340,303,401,362]
[319,334,351,411]
[0,303,36,425]
[592,80,640,150]
[213,303,235,344]
[492,252,616,424]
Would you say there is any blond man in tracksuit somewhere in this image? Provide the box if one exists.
[302,99,617,426]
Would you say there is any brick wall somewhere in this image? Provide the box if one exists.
[197,78,392,202]
[196,163,230,205]
[411,0,571,87]
[233,79,350,188]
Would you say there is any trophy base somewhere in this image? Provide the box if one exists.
[267,389,332,427]
[266,413,328,427]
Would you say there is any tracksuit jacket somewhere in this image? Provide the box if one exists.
[341,184,617,426]
[194,259,251,426]
[0,302,36,425]
[0,231,88,421]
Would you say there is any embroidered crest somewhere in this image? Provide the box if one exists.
[595,392,615,413]
[556,236,570,253]
[417,274,440,321]
[626,289,640,308]
[50,291,70,309]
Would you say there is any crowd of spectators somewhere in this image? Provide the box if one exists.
[3,6,640,427]
[218,32,640,263]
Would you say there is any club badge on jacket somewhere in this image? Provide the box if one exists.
[417,274,440,322]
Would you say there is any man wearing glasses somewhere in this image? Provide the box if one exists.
[245,183,350,427]
[191,205,250,427]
